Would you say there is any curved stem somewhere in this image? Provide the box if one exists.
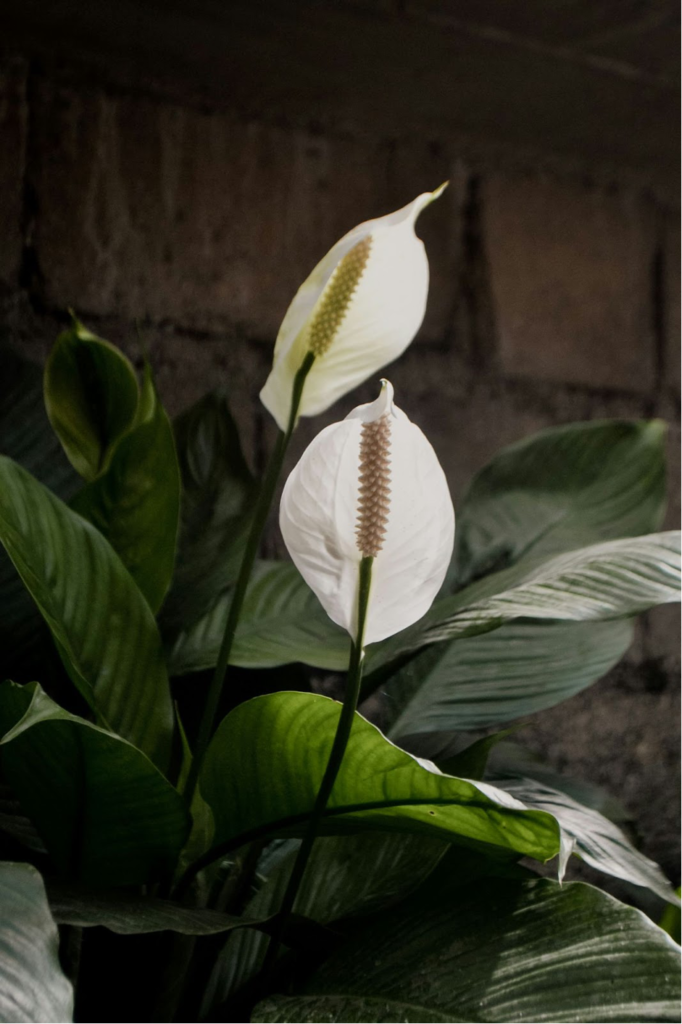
[260,555,374,982]
[181,353,315,810]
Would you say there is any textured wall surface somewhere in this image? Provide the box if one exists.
[0,3,679,885]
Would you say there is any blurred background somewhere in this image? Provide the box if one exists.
[0,2,679,883]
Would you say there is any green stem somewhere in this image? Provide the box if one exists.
[181,353,315,810]
[260,555,374,982]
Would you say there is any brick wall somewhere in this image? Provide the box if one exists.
[0,46,679,882]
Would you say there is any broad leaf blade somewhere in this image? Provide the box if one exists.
[169,561,349,674]
[431,533,681,642]
[0,862,73,1024]
[453,419,666,588]
[161,391,254,632]
[254,996,463,1022]
[497,776,679,904]
[262,878,681,1023]
[204,833,448,1013]
[383,618,633,737]
[47,885,266,936]
[0,682,189,886]
[0,349,80,674]
[0,456,173,768]
[368,532,680,675]
[201,692,560,862]
[72,366,181,612]
[44,318,139,481]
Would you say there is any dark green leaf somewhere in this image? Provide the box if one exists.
[0,349,80,673]
[0,862,73,1023]
[169,561,349,674]
[368,532,680,675]
[44,317,139,481]
[383,619,633,738]
[259,878,681,1023]
[254,995,463,1022]
[204,833,448,1013]
[453,420,666,588]
[496,776,679,904]
[0,682,189,886]
[0,456,173,768]
[161,391,254,632]
[201,692,559,862]
[47,884,267,936]
[660,895,681,945]
[435,729,517,780]
[72,366,181,612]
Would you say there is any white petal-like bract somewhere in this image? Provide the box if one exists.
[280,381,455,645]
[260,186,446,431]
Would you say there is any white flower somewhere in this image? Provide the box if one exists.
[280,381,455,645]
[260,186,447,431]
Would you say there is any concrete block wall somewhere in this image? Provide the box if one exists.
[0,50,679,881]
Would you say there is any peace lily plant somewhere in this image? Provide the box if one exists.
[0,188,679,1024]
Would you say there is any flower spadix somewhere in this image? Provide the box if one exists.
[280,381,455,644]
[260,185,447,431]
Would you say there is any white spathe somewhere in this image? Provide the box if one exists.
[260,186,447,431]
[280,381,455,645]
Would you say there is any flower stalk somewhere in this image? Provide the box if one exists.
[181,352,315,810]
[260,554,374,981]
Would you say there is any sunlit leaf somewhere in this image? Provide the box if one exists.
[201,692,559,862]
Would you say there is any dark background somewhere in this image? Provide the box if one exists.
[0,1,679,882]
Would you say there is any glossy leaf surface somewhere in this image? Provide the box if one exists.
[161,390,254,632]
[256,878,681,1023]
[497,776,679,904]
[204,832,448,1013]
[201,692,560,861]
[72,366,180,612]
[0,862,73,1024]
[453,420,666,588]
[169,561,349,674]
[47,885,266,936]
[44,318,139,481]
[0,682,189,886]
[0,456,173,767]
[383,618,632,737]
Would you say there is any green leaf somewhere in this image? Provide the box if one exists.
[201,692,560,863]
[72,366,181,612]
[453,420,666,588]
[383,619,633,738]
[47,884,267,936]
[0,682,190,886]
[0,455,173,768]
[168,561,349,674]
[204,833,448,1013]
[660,894,681,945]
[430,533,680,640]
[44,318,140,481]
[253,995,464,1022]
[496,776,679,905]
[435,729,518,781]
[0,349,80,673]
[368,532,680,675]
[258,878,681,1023]
[0,862,73,1024]
[161,391,254,633]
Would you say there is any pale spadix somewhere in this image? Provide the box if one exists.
[260,186,447,431]
[280,381,455,645]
